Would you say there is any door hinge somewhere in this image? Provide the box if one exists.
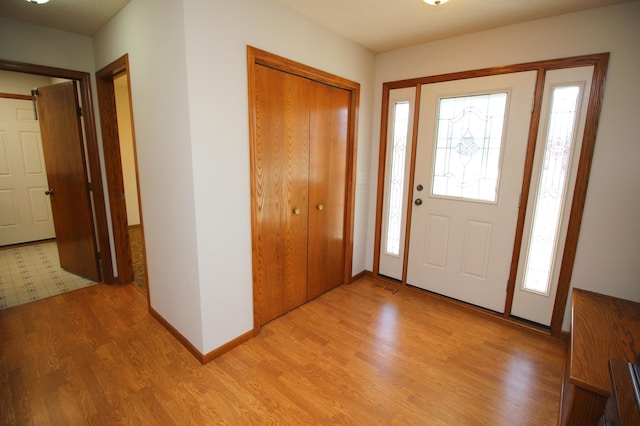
[31,89,39,120]
[77,106,83,117]
[96,251,101,261]
[87,182,93,192]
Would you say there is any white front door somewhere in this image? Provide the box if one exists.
[510,66,594,325]
[0,97,55,246]
[407,72,536,312]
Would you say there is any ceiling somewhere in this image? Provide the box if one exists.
[0,0,131,37]
[0,0,630,52]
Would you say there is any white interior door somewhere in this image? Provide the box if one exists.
[407,72,536,313]
[379,87,416,280]
[0,97,55,245]
[510,66,594,325]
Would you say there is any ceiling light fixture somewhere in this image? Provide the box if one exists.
[423,0,449,5]
[25,0,50,4]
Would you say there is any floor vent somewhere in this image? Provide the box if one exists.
[374,283,399,295]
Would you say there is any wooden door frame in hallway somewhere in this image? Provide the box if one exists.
[0,58,114,283]
[96,54,149,299]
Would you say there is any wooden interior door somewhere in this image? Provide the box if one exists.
[35,81,100,281]
[252,64,310,325]
[307,81,349,300]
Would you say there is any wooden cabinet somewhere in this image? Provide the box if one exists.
[604,360,640,426]
[248,48,358,327]
[561,289,640,425]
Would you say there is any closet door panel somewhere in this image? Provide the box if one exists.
[253,65,310,324]
[307,81,350,300]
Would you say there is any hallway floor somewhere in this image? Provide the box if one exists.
[0,241,95,309]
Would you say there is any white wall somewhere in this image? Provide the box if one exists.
[0,70,52,95]
[370,1,640,331]
[0,18,94,72]
[93,0,204,350]
[94,0,375,353]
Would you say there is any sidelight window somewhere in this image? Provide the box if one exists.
[385,101,410,256]
[522,85,581,295]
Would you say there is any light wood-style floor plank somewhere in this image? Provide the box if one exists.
[0,277,566,425]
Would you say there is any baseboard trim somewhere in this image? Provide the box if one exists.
[149,307,256,365]
[149,307,205,362]
[350,270,366,282]
[202,329,256,364]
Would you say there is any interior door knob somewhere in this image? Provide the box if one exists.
[293,208,301,215]
[45,189,54,196]
[317,204,324,211]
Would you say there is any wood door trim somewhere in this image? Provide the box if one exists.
[247,46,360,329]
[503,69,547,318]
[0,58,112,282]
[0,92,31,100]
[373,53,610,336]
[249,47,360,92]
[96,54,136,286]
[549,54,610,336]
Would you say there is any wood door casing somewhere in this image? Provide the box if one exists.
[253,64,310,325]
[36,81,100,281]
[0,59,112,283]
[96,58,134,285]
[307,81,349,300]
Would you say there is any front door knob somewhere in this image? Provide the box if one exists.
[414,198,423,206]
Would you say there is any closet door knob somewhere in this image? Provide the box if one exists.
[316,204,324,211]
[293,208,301,215]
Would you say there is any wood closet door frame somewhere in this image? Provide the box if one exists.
[247,46,360,329]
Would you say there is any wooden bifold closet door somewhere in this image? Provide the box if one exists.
[251,62,350,327]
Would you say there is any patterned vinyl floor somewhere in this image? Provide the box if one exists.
[0,242,95,310]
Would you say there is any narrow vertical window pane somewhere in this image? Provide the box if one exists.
[385,102,410,256]
[523,85,580,294]
[432,93,507,202]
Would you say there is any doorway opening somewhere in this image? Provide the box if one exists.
[373,53,609,336]
[0,60,114,300]
[96,54,149,295]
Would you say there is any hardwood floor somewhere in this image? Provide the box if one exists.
[0,277,566,425]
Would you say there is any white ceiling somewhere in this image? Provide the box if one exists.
[0,0,630,52]
[0,0,131,36]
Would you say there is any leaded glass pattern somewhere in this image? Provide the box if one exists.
[522,85,580,295]
[385,102,410,256]
[432,93,508,202]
